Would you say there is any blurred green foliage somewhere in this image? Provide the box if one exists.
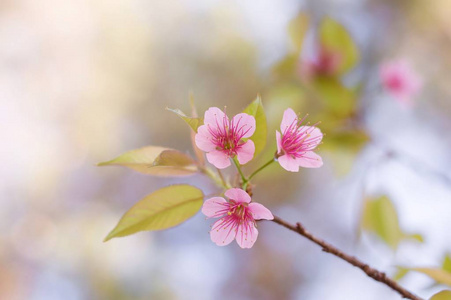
[430,290,451,300]
[271,13,368,174]
[361,195,422,249]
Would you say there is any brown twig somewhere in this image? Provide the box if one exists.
[271,215,423,300]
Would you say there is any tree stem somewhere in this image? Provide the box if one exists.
[271,215,423,300]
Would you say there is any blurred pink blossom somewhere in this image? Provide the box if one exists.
[202,188,273,248]
[380,60,422,105]
[302,48,341,79]
[276,108,323,172]
[195,107,255,169]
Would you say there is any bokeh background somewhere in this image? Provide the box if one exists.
[2,0,451,299]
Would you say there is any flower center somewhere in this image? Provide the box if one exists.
[387,75,404,91]
[228,201,249,222]
[208,115,251,156]
[281,118,320,157]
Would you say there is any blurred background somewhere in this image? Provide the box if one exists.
[1,0,451,299]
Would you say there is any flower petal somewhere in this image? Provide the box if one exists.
[202,197,228,218]
[206,150,231,169]
[276,130,282,154]
[236,222,258,249]
[210,218,236,246]
[277,154,300,172]
[236,140,255,165]
[232,113,256,138]
[225,188,251,203]
[297,151,323,168]
[298,126,323,148]
[204,107,228,129]
[280,108,298,133]
[248,203,273,220]
[195,125,216,152]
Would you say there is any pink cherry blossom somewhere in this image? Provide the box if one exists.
[380,60,422,105]
[195,107,256,169]
[301,47,341,79]
[202,188,273,249]
[276,108,323,172]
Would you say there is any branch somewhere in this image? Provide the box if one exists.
[271,215,423,300]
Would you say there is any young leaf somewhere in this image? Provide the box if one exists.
[167,107,203,132]
[188,95,206,166]
[430,290,451,300]
[393,267,410,281]
[288,12,309,55]
[322,129,369,153]
[312,77,356,117]
[243,95,267,159]
[272,54,299,78]
[98,146,198,176]
[319,17,359,75]
[411,268,451,287]
[443,254,451,273]
[361,195,422,249]
[104,185,204,241]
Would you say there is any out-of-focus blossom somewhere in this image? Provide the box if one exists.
[380,60,422,105]
[276,108,323,172]
[202,188,273,249]
[195,107,256,169]
[300,47,341,79]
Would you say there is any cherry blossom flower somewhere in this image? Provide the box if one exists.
[276,108,323,172]
[380,60,422,105]
[202,188,273,249]
[195,107,256,169]
[301,47,341,79]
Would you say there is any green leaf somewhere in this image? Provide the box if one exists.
[443,255,451,273]
[243,95,267,159]
[167,107,203,132]
[98,146,198,176]
[406,233,424,243]
[312,77,356,117]
[361,195,422,249]
[430,290,451,300]
[393,267,409,281]
[288,12,309,55]
[412,268,451,287]
[319,17,359,75]
[104,185,204,241]
[323,130,369,153]
[272,54,299,78]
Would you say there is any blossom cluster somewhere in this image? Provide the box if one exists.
[195,107,323,171]
[195,107,323,248]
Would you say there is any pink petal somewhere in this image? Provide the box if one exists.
[236,140,255,165]
[204,107,228,129]
[298,126,323,148]
[276,130,282,154]
[248,203,274,220]
[206,150,231,169]
[210,218,236,246]
[202,197,228,218]
[277,154,300,172]
[297,151,323,168]
[225,188,251,203]
[195,125,216,152]
[236,222,258,249]
[232,113,256,138]
[280,108,298,133]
